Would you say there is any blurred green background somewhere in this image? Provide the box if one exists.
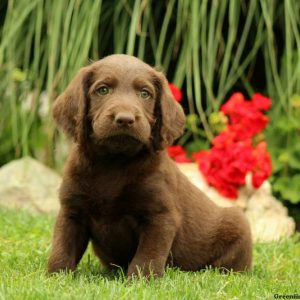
[0,0,300,208]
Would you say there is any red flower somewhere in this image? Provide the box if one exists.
[195,143,255,199]
[193,92,272,199]
[216,182,238,199]
[192,151,208,162]
[221,93,270,140]
[168,92,272,198]
[168,83,183,102]
[228,115,268,140]
[212,130,236,148]
[167,145,192,163]
[212,129,245,148]
[252,93,272,111]
[251,141,272,188]
[221,92,245,115]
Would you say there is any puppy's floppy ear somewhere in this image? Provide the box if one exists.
[153,72,186,149]
[52,67,92,142]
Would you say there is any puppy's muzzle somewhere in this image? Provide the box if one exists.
[114,112,135,128]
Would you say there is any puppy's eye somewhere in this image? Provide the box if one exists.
[96,86,109,96]
[140,89,151,99]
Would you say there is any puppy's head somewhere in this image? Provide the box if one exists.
[53,54,185,156]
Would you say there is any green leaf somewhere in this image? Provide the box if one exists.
[273,175,300,204]
[12,68,27,82]
[288,153,300,170]
[208,112,227,134]
[185,139,209,156]
[276,117,297,133]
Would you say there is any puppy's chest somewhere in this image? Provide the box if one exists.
[86,192,142,252]
[85,171,130,200]
[71,167,164,218]
[85,185,145,218]
[89,213,139,243]
[84,170,149,209]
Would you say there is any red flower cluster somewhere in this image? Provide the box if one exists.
[167,83,189,162]
[166,85,272,199]
[168,83,182,102]
[167,145,192,163]
[193,93,272,199]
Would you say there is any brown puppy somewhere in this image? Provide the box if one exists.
[48,54,252,277]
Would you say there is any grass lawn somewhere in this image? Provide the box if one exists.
[0,208,299,300]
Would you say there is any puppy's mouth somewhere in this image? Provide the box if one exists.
[95,134,145,156]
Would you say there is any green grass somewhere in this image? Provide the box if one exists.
[0,208,299,300]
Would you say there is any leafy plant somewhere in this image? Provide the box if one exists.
[261,0,300,204]
[0,0,299,206]
[0,0,265,168]
[266,97,300,204]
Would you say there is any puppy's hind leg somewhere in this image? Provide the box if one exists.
[211,207,252,272]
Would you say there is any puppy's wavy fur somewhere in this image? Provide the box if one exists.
[48,54,252,277]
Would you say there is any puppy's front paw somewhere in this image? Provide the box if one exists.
[127,263,164,280]
[47,257,76,274]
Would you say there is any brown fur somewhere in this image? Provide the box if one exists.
[48,54,252,277]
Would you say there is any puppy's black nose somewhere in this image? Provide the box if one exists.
[114,112,135,127]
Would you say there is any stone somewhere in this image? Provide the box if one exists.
[177,163,296,242]
[0,157,61,214]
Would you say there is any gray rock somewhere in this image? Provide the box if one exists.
[0,157,61,213]
[177,163,295,242]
